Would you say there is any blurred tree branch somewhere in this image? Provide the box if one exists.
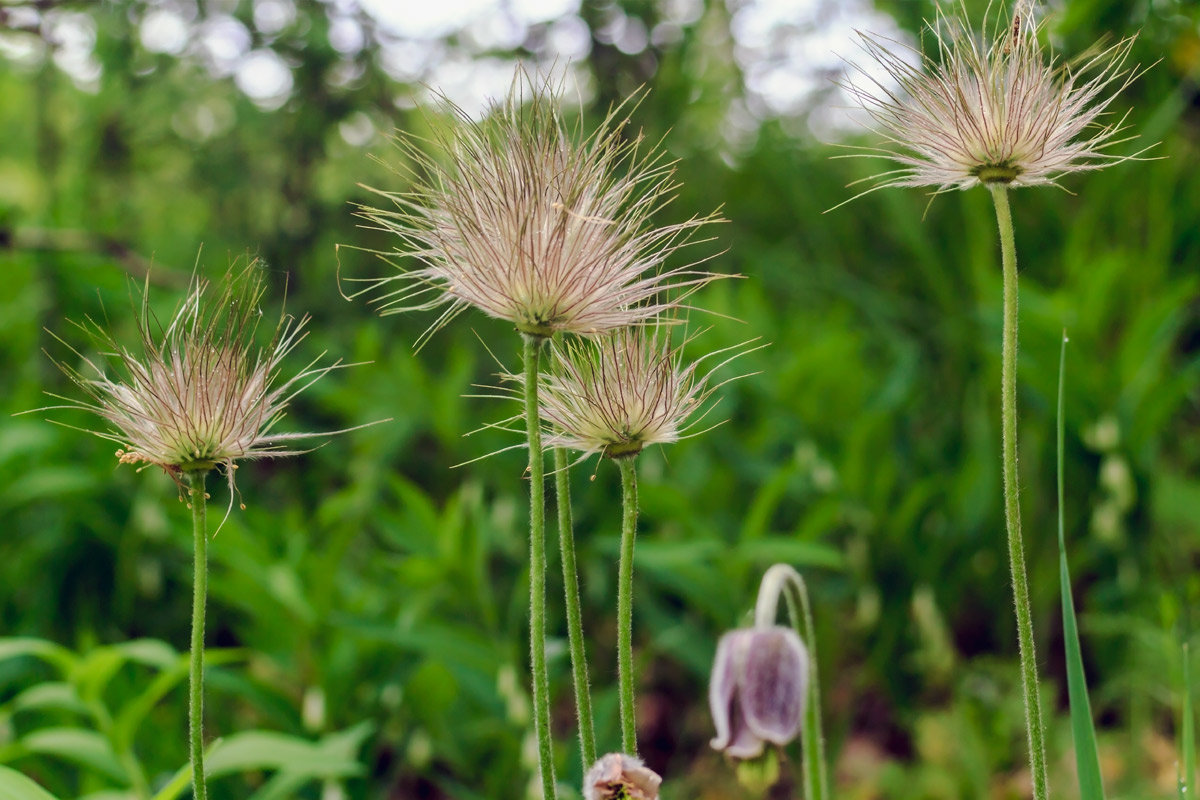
[2,225,187,286]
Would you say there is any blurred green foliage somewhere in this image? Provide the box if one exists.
[0,0,1198,797]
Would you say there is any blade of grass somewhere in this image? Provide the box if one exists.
[1182,643,1195,799]
[1057,331,1105,800]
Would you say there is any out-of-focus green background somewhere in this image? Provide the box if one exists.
[0,0,1197,797]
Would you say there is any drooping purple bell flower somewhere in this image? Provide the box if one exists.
[709,625,809,759]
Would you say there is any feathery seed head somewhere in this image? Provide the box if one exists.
[44,264,346,490]
[844,0,1141,195]
[353,71,722,344]
[529,327,740,460]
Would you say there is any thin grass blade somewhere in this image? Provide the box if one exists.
[1057,332,1105,800]
[1183,643,1195,799]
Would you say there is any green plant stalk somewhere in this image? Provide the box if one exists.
[616,456,639,755]
[1057,333,1106,800]
[757,565,828,800]
[988,183,1049,800]
[184,471,209,800]
[522,334,557,799]
[796,582,828,800]
[554,447,597,771]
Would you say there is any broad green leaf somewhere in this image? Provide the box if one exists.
[5,683,87,718]
[109,640,179,671]
[203,730,364,778]
[1058,334,1105,800]
[149,725,372,800]
[111,649,245,751]
[16,728,127,784]
[148,767,189,800]
[0,641,75,674]
[246,772,312,800]
[735,539,843,570]
[0,765,60,800]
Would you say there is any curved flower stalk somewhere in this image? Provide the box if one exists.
[350,72,722,346]
[40,264,365,800]
[507,327,753,755]
[840,5,1146,799]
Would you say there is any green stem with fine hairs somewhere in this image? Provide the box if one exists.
[988,183,1049,800]
[522,334,557,799]
[184,471,209,800]
[554,447,597,771]
[616,456,639,755]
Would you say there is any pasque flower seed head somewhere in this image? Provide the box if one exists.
[42,264,356,497]
[842,0,1143,196]
[352,71,721,344]
[513,327,748,460]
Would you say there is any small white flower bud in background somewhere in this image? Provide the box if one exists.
[583,753,662,800]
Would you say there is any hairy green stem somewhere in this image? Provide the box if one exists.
[554,447,597,771]
[616,456,639,755]
[989,184,1049,800]
[184,471,209,800]
[522,334,557,798]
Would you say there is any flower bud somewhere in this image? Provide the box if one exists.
[709,625,809,759]
[583,753,661,800]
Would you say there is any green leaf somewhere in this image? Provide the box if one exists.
[0,766,60,800]
[0,640,76,674]
[111,649,244,751]
[149,725,372,800]
[4,683,88,718]
[16,728,127,784]
[204,727,368,779]
[1057,333,1105,800]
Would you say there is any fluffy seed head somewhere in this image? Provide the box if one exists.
[527,328,739,460]
[43,264,347,491]
[351,71,721,345]
[842,0,1142,195]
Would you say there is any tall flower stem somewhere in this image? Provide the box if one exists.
[616,456,639,755]
[184,470,209,800]
[522,334,557,799]
[554,447,597,771]
[988,184,1049,800]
